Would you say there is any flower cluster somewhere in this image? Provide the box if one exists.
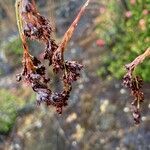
[16,0,89,113]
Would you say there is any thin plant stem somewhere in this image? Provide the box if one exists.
[55,0,90,55]
[126,47,150,71]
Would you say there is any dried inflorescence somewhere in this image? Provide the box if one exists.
[123,47,150,124]
[15,0,90,113]
[123,73,144,124]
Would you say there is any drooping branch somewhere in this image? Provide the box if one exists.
[123,47,150,124]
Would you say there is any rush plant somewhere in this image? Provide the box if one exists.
[14,0,149,124]
[15,0,90,114]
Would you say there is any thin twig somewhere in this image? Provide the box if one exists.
[125,47,150,71]
[55,0,90,54]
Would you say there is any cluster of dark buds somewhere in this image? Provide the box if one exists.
[20,0,58,65]
[123,73,144,124]
[123,47,150,124]
[15,0,90,113]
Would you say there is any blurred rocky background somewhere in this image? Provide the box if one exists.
[0,0,149,150]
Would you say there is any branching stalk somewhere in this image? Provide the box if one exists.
[15,0,34,71]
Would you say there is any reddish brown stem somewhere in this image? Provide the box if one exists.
[125,47,150,71]
[55,0,90,55]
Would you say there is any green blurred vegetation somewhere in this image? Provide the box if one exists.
[0,89,18,134]
[96,0,150,81]
[5,38,22,56]
[0,88,36,134]
[3,37,38,68]
[4,37,22,66]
